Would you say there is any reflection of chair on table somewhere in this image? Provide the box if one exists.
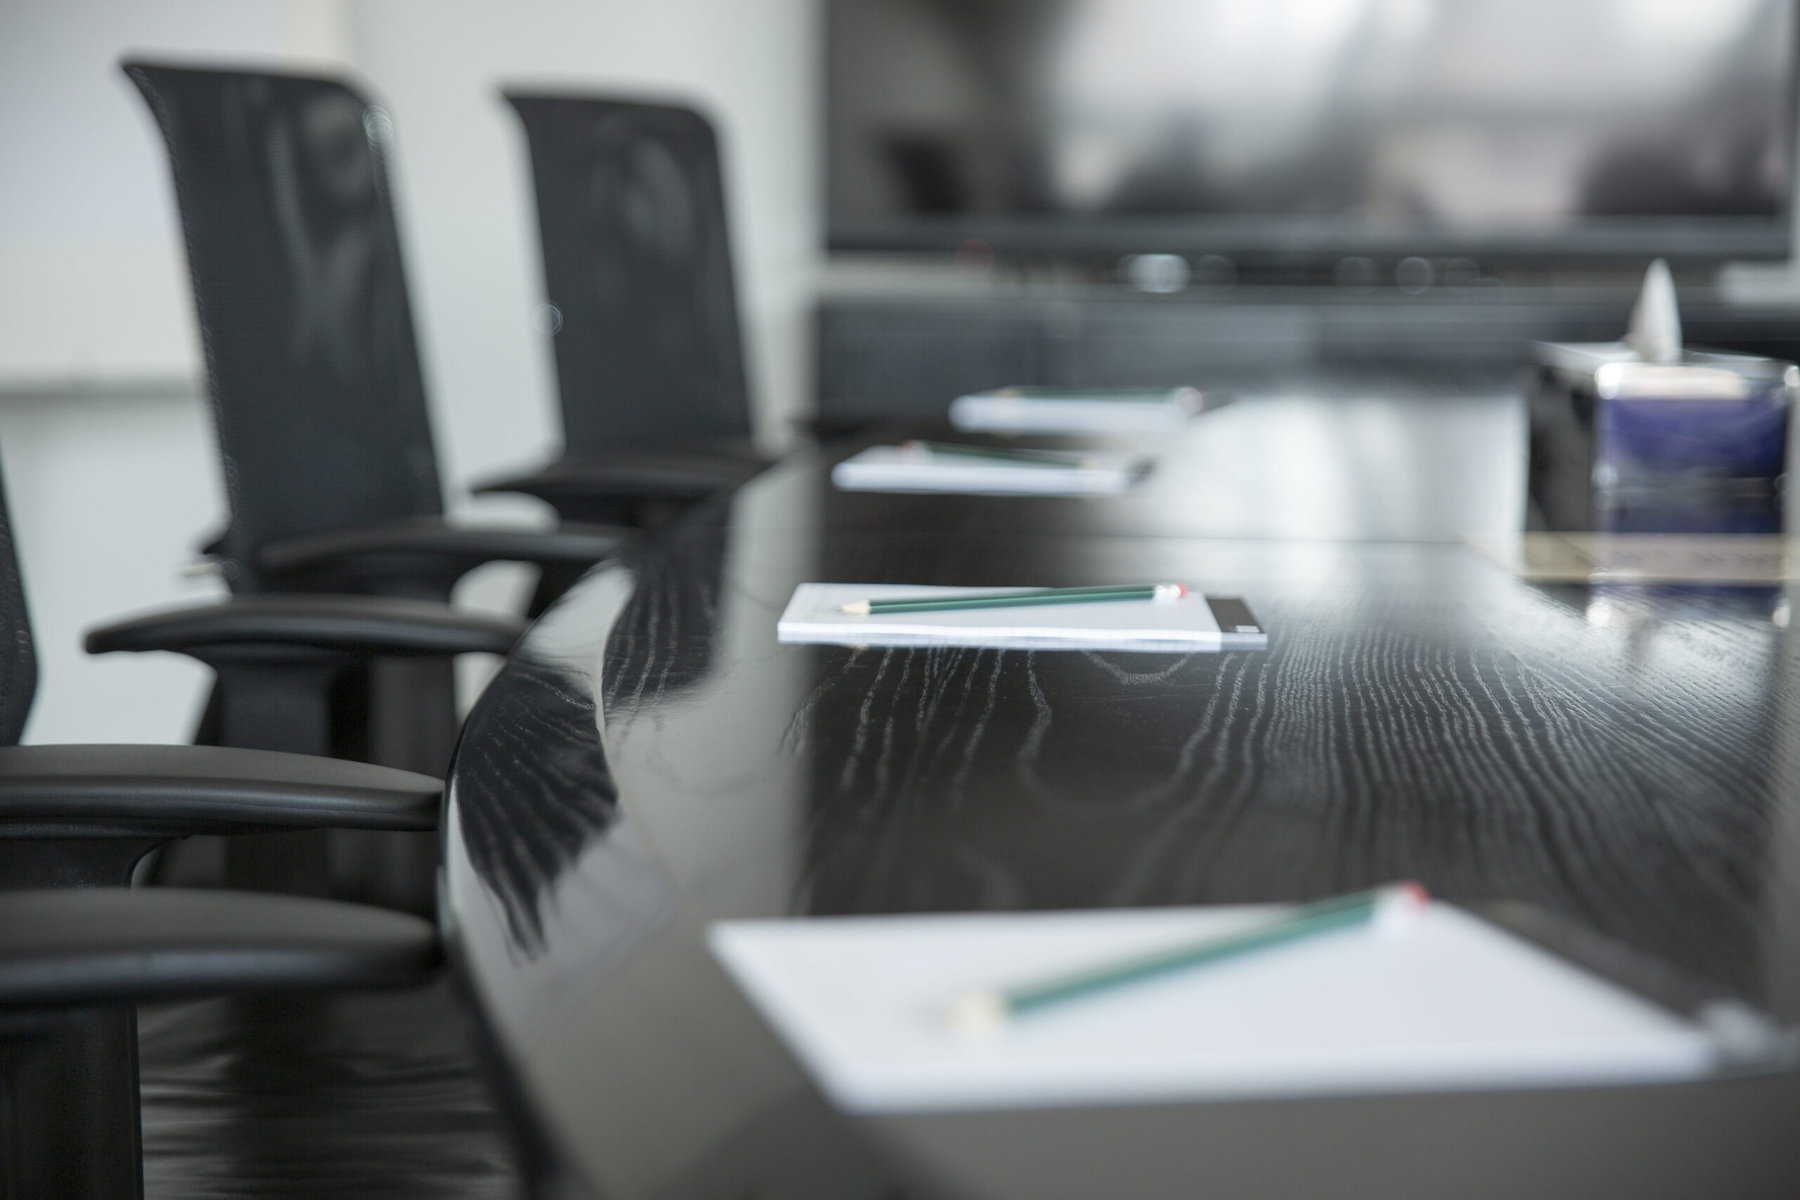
[455,514,730,954]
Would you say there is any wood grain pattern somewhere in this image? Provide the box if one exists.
[443,391,1800,1199]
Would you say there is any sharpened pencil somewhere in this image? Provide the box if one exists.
[947,882,1430,1034]
[900,440,1097,467]
[839,583,1187,616]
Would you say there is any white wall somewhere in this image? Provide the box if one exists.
[0,0,352,382]
[0,0,821,744]
[0,0,356,743]
[0,385,223,743]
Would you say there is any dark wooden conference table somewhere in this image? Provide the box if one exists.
[443,378,1800,1200]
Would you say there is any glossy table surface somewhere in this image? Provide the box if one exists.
[443,381,1800,1200]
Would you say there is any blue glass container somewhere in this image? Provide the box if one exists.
[1526,342,1798,532]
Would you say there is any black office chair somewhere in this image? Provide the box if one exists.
[122,60,627,602]
[0,460,449,1198]
[120,60,628,781]
[0,452,459,892]
[77,518,520,906]
[477,93,772,546]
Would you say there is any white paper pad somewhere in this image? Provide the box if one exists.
[831,445,1148,495]
[776,584,1266,652]
[709,905,1718,1113]
[950,387,1201,434]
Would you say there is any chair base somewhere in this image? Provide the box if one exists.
[179,658,451,915]
[0,1005,142,1200]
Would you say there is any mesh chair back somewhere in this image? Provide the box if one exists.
[123,61,445,573]
[0,459,39,747]
[505,93,752,453]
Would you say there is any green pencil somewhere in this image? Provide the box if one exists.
[947,882,1429,1035]
[901,440,1095,467]
[985,387,1200,404]
[839,583,1188,616]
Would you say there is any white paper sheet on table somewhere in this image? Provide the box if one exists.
[708,904,1723,1113]
[949,387,1202,434]
[830,445,1149,495]
[775,583,1266,652]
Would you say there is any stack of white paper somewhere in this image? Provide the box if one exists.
[775,584,1267,652]
[950,387,1203,435]
[709,904,1723,1113]
[831,445,1149,495]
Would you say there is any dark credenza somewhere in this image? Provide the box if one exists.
[816,284,1800,425]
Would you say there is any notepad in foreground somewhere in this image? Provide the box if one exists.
[709,905,1727,1113]
[831,445,1150,495]
[776,584,1267,652]
[950,386,1203,435]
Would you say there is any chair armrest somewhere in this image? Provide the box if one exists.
[0,888,438,1007]
[0,745,440,835]
[84,594,523,662]
[255,517,628,583]
[473,449,770,506]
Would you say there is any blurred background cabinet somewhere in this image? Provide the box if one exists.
[817,287,1800,427]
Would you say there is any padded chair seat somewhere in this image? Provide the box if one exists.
[256,516,627,578]
[475,446,771,504]
[84,593,524,659]
[0,887,438,1008]
[0,745,440,833]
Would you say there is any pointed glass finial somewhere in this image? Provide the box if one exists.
[1624,258,1682,364]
